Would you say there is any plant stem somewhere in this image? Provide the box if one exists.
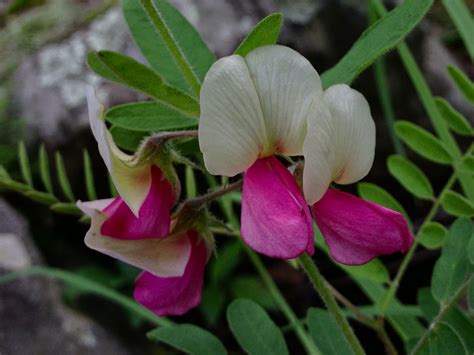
[185,179,243,208]
[245,248,321,355]
[140,0,202,96]
[378,172,457,315]
[328,277,397,354]
[327,283,375,327]
[411,279,470,354]
[298,253,365,355]
[0,266,172,327]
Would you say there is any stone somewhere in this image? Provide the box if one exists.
[0,199,136,355]
[11,8,140,147]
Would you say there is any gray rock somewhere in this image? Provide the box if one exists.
[12,8,140,147]
[0,199,135,355]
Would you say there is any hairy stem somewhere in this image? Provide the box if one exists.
[185,179,243,208]
[298,254,365,355]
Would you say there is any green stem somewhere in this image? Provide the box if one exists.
[140,0,202,97]
[411,278,470,354]
[371,0,474,201]
[0,266,172,327]
[298,254,365,355]
[245,248,321,355]
[378,172,457,315]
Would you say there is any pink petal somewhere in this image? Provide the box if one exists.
[312,189,413,265]
[101,166,175,240]
[133,231,208,316]
[241,157,314,259]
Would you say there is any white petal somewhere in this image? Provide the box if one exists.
[199,55,268,176]
[302,102,335,204]
[79,200,191,277]
[303,84,375,204]
[77,198,115,216]
[245,45,323,156]
[86,88,150,216]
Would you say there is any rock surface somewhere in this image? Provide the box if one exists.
[0,199,135,355]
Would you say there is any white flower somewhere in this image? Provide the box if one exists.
[198,45,375,205]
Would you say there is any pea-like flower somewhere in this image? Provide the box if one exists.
[78,90,211,316]
[199,45,413,264]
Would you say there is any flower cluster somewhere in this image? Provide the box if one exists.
[80,45,413,317]
[199,45,413,263]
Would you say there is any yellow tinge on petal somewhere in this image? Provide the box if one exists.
[86,88,151,216]
[77,200,191,277]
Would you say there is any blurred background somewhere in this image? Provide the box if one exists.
[0,0,473,353]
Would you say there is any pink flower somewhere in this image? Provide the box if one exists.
[198,45,413,263]
[79,89,211,316]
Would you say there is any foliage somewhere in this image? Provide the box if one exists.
[1,0,474,354]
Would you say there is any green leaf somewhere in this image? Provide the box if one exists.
[441,190,474,217]
[199,284,227,326]
[50,202,82,216]
[123,0,215,95]
[417,322,468,355]
[321,0,433,88]
[417,288,439,321]
[457,156,474,174]
[0,177,30,193]
[18,141,33,187]
[55,152,75,202]
[469,232,474,265]
[105,102,197,132]
[0,165,10,179]
[230,276,276,311]
[357,182,410,222]
[110,126,148,152]
[387,155,433,199]
[227,299,288,355]
[83,150,97,201]
[211,241,242,284]
[442,0,474,60]
[234,13,283,57]
[447,64,474,105]
[394,121,452,164]
[23,190,58,204]
[431,218,472,303]
[340,259,390,284]
[63,264,125,303]
[38,144,53,194]
[356,279,425,342]
[418,222,448,250]
[147,324,226,355]
[307,308,353,355]
[435,97,472,136]
[469,278,474,311]
[87,51,199,116]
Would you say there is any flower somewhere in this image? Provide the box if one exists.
[78,89,211,315]
[198,45,413,263]
[199,45,316,259]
